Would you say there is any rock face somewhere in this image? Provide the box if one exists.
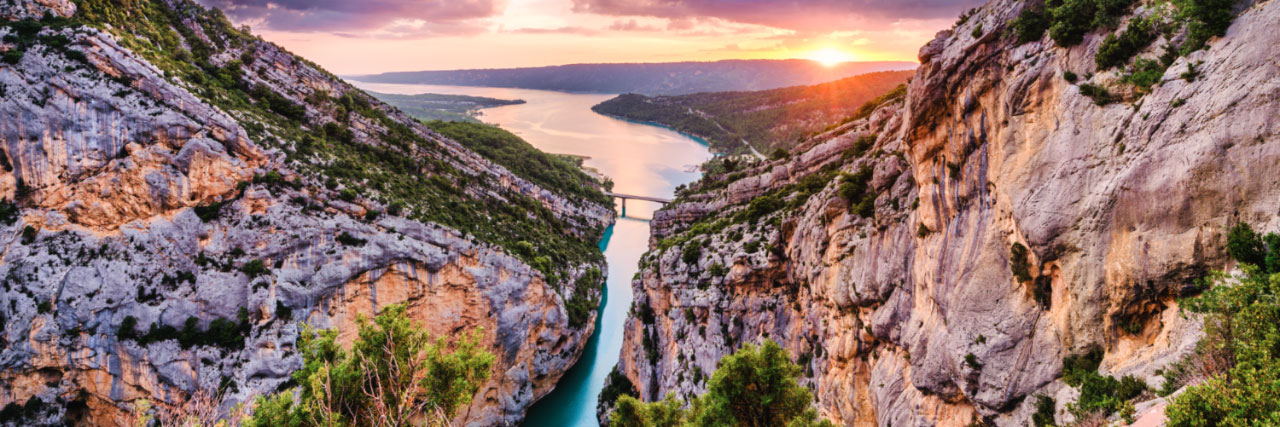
[0,1,612,425]
[613,0,1280,424]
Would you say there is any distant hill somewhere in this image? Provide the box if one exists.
[349,59,916,96]
[591,70,914,155]
[365,92,524,122]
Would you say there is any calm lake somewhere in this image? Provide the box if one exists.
[349,82,712,426]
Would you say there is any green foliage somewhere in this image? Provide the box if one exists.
[682,242,703,265]
[336,232,367,247]
[1120,58,1167,94]
[1095,17,1157,70]
[1032,395,1057,427]
[841,84,908,126]
[964,353,983,370]
[1047,0,1137,47]
[1174,0,1238,55]
[1077,83,1115,105]
[194,201,227,222]
[599,367,640,418]
[1010,243,1033,282]
[1226,223,1268,270]
[1012,3,1051,44]
[1063,71,1078,83]
[117,316,138,341]
[1061,347,1147,417]
[614,394,687,427]
[610,340,834,427]
[769,148,791,161]
[565,267,603,327]
[244,305,495,426]
[122,308,251,350]
[1164,223,1280,424]
[425,120,609,206]
[837,166,877,218]
[241,259,270,279]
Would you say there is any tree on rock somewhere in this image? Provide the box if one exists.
[611,339,833,427]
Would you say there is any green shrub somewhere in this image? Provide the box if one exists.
[1047,0,1137,47]
[964,353,983,370]
[1032,395,1056,427]
[682,242,702,265]
[769,148,790,160]
[1010,243,1033,282]
[1063,71,1079,83]
[1095,17,1157,70]
[1012,4,1051,43]
[1163,227,1280,424]
[708,263,726,277]
[335,232,366,247]
[1121,58,1167,93]
[241,259,269,278]
[1175,0,1238,55]
[565,267,603,327]
[244,305,494,426]
[117,316,138,341]
[611,340,834,427]
[1078,83,1115,105]
[193,201,227,222]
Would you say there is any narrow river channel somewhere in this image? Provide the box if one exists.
[349,82,712,426]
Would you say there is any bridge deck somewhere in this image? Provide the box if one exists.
[603,192,672,204]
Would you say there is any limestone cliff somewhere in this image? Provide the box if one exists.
[0,0,612,425]
[610,0,1280,424]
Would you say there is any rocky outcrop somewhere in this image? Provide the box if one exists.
[0,0,611,425]
[613,0,1280,424]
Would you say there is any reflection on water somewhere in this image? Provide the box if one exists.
[350,82,712,427]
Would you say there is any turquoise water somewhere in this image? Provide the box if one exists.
[350,82,711,427]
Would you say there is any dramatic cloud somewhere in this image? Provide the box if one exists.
[197,0,505,36]
[570,0,985,32]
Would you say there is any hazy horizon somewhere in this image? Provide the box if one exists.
[194,0,981,75]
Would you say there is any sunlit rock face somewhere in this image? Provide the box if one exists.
[613,0,1280,424]
[0,0,613,425]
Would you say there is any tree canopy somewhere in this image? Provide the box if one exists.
[610,340,833,427]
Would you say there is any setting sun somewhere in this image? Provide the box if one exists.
[806,48,854,67]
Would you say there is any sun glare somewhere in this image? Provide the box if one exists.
[806,48,853,67]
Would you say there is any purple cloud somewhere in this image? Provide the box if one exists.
[197,0,505,35]
[571,0,985,31]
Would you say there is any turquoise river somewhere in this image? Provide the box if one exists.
[350,82,712,427]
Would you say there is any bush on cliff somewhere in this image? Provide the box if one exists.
[244,304,495,426]
[610,340,834,427]
[1164,223,1280,425]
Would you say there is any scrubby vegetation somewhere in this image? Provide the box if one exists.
[244,305,495,426]
[426,120,611,206]
[1163,223,1280,425]
[565,267,604,327]
[117,308,252,351]
[1094,16,1157,70]
[66,0,608,299]
[1060,348,1148,419]
[611,340,833,427]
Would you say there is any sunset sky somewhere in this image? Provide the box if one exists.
[196,0,984,75]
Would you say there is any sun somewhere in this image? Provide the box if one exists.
[806,48,853,67]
